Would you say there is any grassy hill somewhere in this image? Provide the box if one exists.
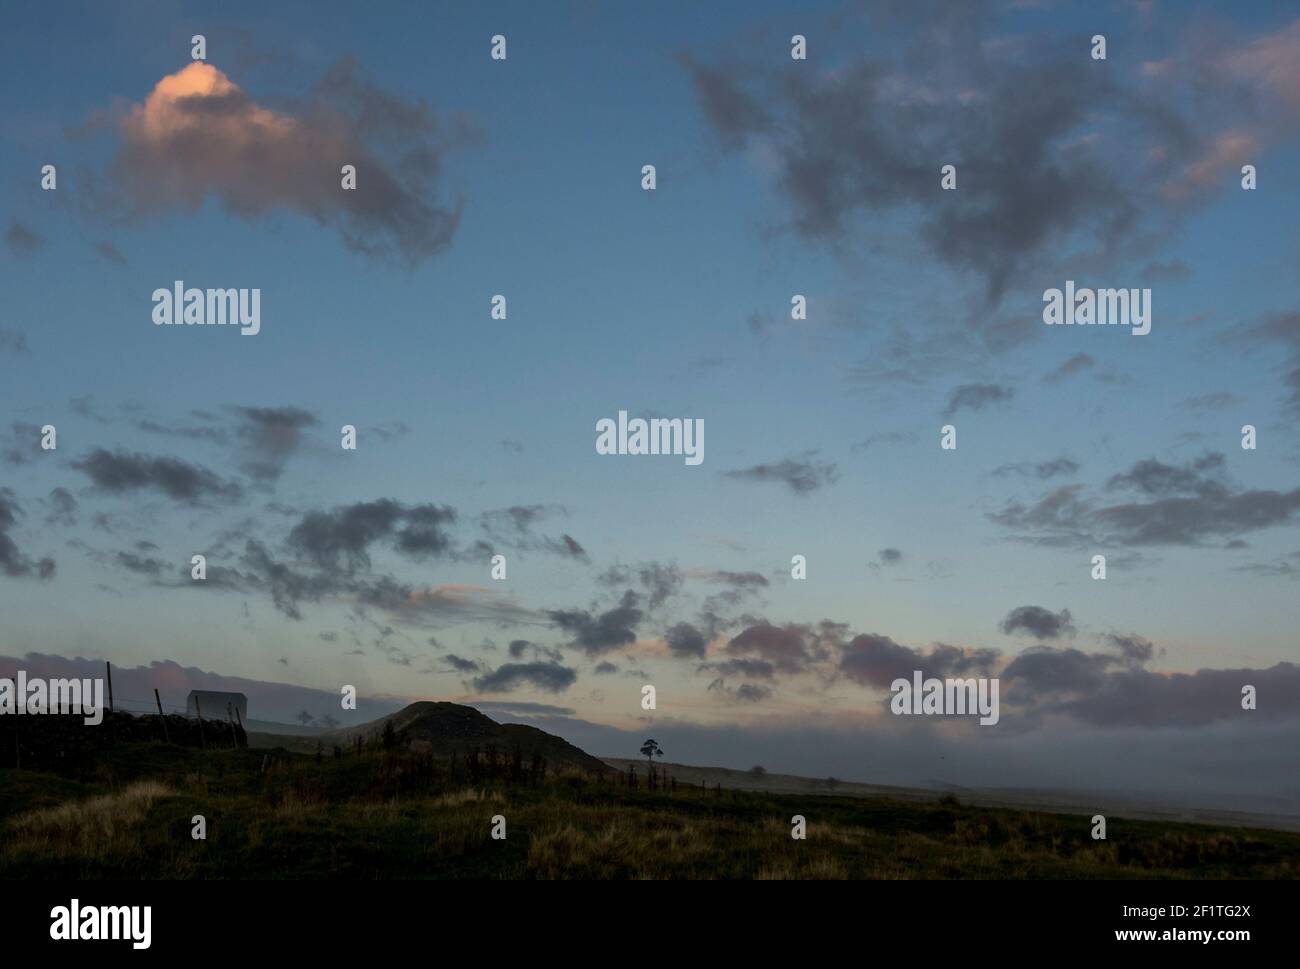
[2,737,1299,879]
[250,701,610,776]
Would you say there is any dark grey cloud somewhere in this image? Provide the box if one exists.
[1182,392,1242,410]
[992,457,1079,480]
[478,505,587,560]
[698,658,775,680]
[549,590,643,656]
[943,383,1014,419]
[287,499,457,571]
[136,418,230,444]
[94,241,128,266]
[722,456,838,494]
[839,634,999,688]
[599,562,683,609]
[706,678,774,704]
[1245,312,1300,413]
[0,490,55,580]
[878,548,903,566]
[1042,353,1095,384]
[474,661,577,694]
[709,570,770,589]
[507,639,564,663]
[71,448,242,504]
[44,487,78,527]
[4,221,43,255]
[725,621,829,675]
[1106,453,1226,498]
[852,431,917,451]
[665,622,708,659]
[442,653,485,674]
[2,423,42,466]
[114,550,167,577]
[681,23,1150,303]
[1000,605,1076,640]
[0,329,29,354]
[991,452,1300,547]
[233,405,318,481]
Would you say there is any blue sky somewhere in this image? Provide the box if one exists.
[2,1,1298,807]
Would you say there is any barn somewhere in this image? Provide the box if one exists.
[186,690,248,722]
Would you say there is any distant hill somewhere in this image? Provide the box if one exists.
[262,701,610,775]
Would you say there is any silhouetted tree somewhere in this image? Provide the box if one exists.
[297,710,315,727]
[381,719,397,751]
[640,739,663,779]
[750,765,767,777]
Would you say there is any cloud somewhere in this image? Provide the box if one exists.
[114,550,167,577]
[4,221,43,256]
[441,653,485,674]
[999,605,1076,639]
[723,456,838,494]
[698,658,775,680]
[681,27,1146,302]
[878,548,903,566]
[474,661,577,694]
[725,621,828,675]
[1042,353,1095,384]
[992,457,1079,480]
[599,562,684,610]
[706,678,774,704]
[852,431,917,451]
[943,383,1014,418]
[549,590,643,657]
[478,505,588,560]
[990,452,1300,547]
[0,490,56,580]
[665,622,708,659]
[507,640,564,663]
[71,448,242,504]
[94,241,128,266]
[287,499,457,571]
[1244,312,1300,413]
[44,488,78,527]
[233,405,318,481]
[0,329,29,354]
[839,634,999,688]
[91,60,467,267]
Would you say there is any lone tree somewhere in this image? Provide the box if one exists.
[296,710,315,727]
[639,739,663,776]
[749,765,767,777]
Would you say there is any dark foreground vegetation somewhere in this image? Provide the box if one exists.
[2,740,1297,879]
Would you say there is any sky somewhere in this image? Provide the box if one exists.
[1,0,1298,812]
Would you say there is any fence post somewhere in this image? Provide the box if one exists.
[105,661,114,712]
[155,689,170,743]
[233,705,245,749]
